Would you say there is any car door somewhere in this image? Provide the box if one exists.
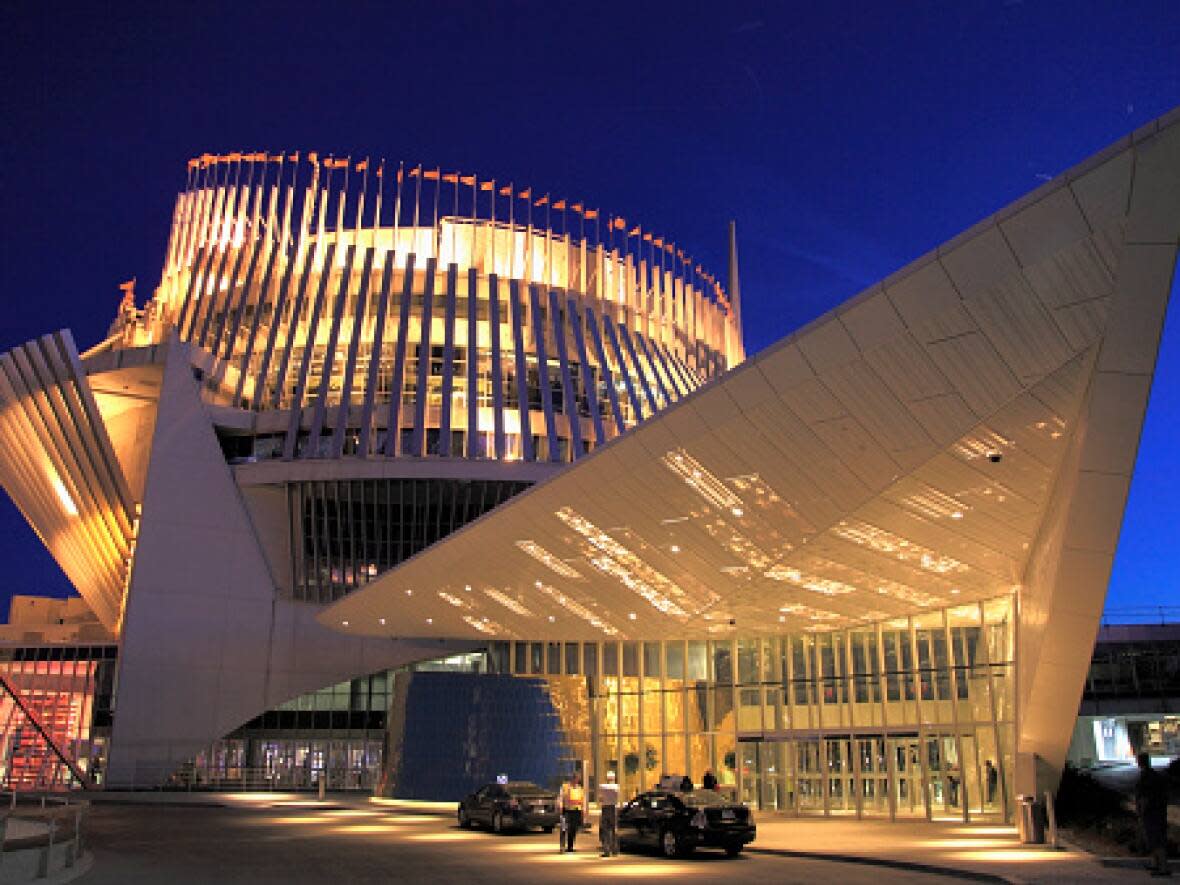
[617,796,646,846]
[473,786,492,823]
[632,792,659,845]
[488,786,508,822]
[644,793,673,844]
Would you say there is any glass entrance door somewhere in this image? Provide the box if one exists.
[796,739,824,813]
[825,737,855,814]
[738,739,791,811]
[858,737,890,816]
[889,736,925,818]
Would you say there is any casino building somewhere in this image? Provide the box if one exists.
[0,108,1177,822]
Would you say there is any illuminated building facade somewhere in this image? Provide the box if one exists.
[0,152,740,786]
[0,108,1176,819]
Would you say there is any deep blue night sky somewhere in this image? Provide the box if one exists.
[1,1,1178,617]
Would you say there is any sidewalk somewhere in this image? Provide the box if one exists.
[746,815,1138,883]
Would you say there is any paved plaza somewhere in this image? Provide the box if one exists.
[67,794,1144,884]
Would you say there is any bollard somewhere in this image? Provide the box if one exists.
[1043,789,1059,849]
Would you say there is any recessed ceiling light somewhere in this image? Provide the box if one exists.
[547,615,556,623]
[535,580,543,589]
[778,615,786,623]
[950,511,964,520]
[950,588,961,595]
[378,618,386,625]
[426,618,433,624]
[405,589,413,596]
[669,544,681,554]
[464,584,472,592]
[731,507,744,518]
[341,620,349,626]
[628,612,637,620]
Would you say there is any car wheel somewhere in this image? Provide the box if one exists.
[458,807,471,829]
[492,811,504,834]
[724,843,743,857]
[660,827,683,858]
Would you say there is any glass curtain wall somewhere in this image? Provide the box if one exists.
[488,594,1015,823]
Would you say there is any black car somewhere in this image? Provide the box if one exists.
[457,781,560,833]
[618,790,755,857]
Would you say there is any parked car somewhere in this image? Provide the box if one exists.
[617,789,755,857]
[457,781,560,833]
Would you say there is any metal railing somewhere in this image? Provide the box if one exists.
[0,793,88,878]
[159,765,378,793]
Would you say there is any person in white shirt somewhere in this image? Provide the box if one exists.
[598,770,620,857]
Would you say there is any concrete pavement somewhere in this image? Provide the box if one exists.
[74,799,957,884]
[77,792,1147,883]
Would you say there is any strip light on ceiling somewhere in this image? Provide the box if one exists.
[555,506,689,616]
[764,564,856,595]
[515,540,583,578]
[482,587,534,618]
[661,449,745,517]
[534,581,619,636]
[832,521,969,575]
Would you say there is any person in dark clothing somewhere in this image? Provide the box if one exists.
[984,760,998,805]
[680,775,694,792]
[1136,752,1171,877]
[702,770,718,791]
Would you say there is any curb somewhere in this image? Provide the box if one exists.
[746,847,1012,883]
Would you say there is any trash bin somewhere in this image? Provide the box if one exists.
[1017,794,1045,844]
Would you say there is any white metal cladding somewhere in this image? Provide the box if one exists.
[0,331,136,630]
[320,108,1180,646]
[109,153,740,469]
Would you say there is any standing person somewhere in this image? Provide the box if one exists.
[703,770,718,791]
[1135,752,1171,877]
[680,774,694,792]
[559,773,585,853]
[984,760,998,806]
[598,770,620,857]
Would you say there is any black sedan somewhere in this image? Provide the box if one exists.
[457,781,560,833]
[618,790,755,857]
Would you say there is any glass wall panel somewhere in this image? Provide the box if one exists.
[571,596,1014,817]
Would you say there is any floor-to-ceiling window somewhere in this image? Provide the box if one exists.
[488,593,1015,823]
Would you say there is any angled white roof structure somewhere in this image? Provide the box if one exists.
[323,108,1180,790]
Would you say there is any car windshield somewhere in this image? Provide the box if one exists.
[678,791,734,807]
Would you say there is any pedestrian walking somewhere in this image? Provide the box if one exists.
[559,773,586,853]
[984,760,998,805]
[1136,752,1171,877]
[598,770,620,857]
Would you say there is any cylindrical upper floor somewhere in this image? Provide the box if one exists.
[112,152,745,465]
